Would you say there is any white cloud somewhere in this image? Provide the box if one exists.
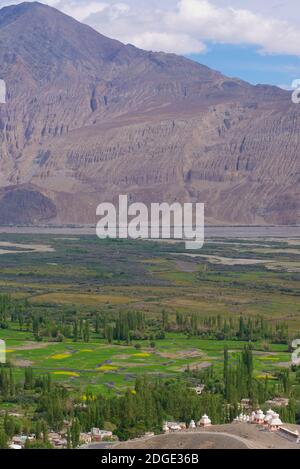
[60,1,108,22]
[278,84,294,90]
[164,0,300,56]
[1,0,300,56]
[128,32,206,54]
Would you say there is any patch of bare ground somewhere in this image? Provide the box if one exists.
[173,259,199,273]
[114,354,131,360]
[116,362,151,368]
[12,342,57,351]
[276,362,291,368]
[157,349,203,360]
[179,361,212,371]
[231,351,281,357]
[0,242,55,255]
[113,431,249,450]
[171,252,274,266]
[11,359,34,367]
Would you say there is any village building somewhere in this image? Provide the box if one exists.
[11,434,36,448]
[80,432,92,444]
[240,399,251,410]
[266,397,289,408]
[163,422,182,432]
[91,428,113,441]
[48,431,68,448]
[9,443,22,450]
[52,437,68,448]
[192,385,205,395]
[169,424,181,432]
[8,412,23,418]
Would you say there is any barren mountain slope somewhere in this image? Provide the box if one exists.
[0,2,299,225]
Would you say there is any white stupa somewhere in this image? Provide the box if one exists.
[255,409,265,424]
[189,419,196,429]
[268,413,282,432]
[199,414,212,428]
[264,409,275,425]
[163,423,169,433]
[234,413,246,423]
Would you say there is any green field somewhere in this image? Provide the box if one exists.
[3,335,292,394]
[0,233,300,395]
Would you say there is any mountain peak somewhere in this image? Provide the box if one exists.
[0,2,296,227]
[0,1,226,88]
[0,1,56,24]
[0,1,133,84]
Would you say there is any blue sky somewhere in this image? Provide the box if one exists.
[1,0,300,87]
[190,44,300,87]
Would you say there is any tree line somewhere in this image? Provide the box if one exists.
[1,345,299,448]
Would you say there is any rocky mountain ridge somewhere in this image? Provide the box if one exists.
[0,2,299,225]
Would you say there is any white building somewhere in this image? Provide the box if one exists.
[91,428,113,441]
[9,444,22,450]
[163,422,182,433]
[11,434,35,448]
[80,432,92,444]
[192,385,205,395]
[266,397,289,408]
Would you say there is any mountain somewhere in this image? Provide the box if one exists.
[0,2,299,225]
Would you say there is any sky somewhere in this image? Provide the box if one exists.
[2,0,300,87]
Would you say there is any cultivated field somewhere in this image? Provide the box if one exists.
[0,233,300,395]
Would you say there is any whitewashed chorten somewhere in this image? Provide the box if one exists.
[199,414,212,428]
